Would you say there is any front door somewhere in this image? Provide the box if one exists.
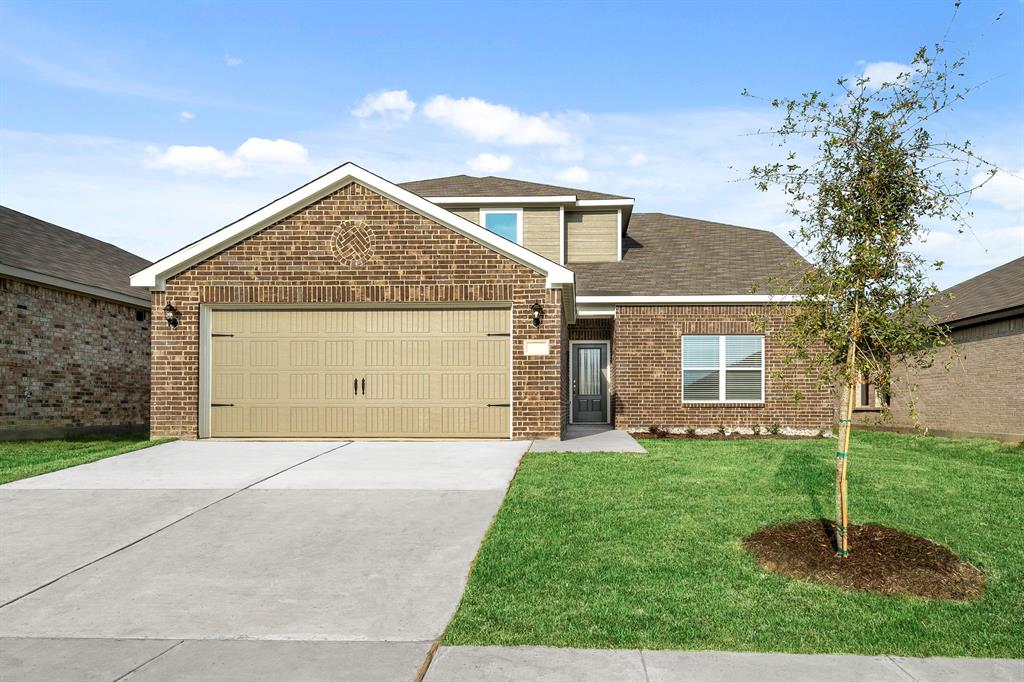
[572,343,607,423]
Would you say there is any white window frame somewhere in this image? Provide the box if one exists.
[680,335,765,404]
[479,208,524,245]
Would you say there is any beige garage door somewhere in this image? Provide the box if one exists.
[209,308,511,438]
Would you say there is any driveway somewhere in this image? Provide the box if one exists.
[0,439,528,681]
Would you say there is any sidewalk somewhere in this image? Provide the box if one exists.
[423,646,1023,682]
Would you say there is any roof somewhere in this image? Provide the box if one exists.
[0,206,151,306]
[569,213,805,296]
[398,174,629,201]
[131,163,576,297]
[932,256,1024,325]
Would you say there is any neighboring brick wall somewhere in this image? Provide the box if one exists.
[151,181,563,439]
[1,277,150,439]
[882,316,1024,442]
[612,305,832,433]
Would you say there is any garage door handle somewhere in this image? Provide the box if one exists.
[211,403,234,407]
[361,378,366,395]
[487,403,510,408]
[353,378,358,396]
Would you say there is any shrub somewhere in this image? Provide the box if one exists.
[768,422,781,435]
[717,424,727,435]
[752,425,762,436]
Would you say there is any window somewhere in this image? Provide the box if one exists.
[480,209,522,244]
[682,335,764,402]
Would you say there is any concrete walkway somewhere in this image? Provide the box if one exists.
[530,425,647,453]
[0,439,528,681]
[424,646,1024,682]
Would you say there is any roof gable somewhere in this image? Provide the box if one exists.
[0,206,151,305]
[131,163,575,290]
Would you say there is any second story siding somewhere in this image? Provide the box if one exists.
[566,210,618,262]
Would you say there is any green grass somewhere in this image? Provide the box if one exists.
[444,431,1024,657]
[0,437,171,484]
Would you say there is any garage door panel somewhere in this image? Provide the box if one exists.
[209,308,510,438]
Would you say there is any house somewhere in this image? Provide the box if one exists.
[868,256,1023,443]
[1,206,152,440]
[130,163,832,440]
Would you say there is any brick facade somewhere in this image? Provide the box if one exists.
[150,181,565,439]
[879,316,1023,442]
[609,305,832,433]
[1,277,150,439]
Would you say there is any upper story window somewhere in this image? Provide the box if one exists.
[480,209,523,244]
[682,335,764,403]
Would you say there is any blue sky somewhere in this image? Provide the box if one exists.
[1,0,1021,287]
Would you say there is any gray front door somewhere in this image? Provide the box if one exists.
[572,343,607,423]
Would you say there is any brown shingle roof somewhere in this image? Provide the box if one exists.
[570,213,805,296]
[932,256,1024,324]
[0,206,151,304]
[399,174,629,201]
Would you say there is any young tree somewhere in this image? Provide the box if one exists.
[745,40,999,557]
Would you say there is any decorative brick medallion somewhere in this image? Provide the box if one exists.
[331,219,374,267]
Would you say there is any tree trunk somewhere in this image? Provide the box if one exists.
[835,294,859,558]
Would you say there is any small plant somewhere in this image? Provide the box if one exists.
[768,422,781,436]
[648,425,669,439]
[716,424,727,435]
[685,427,697,438]
[752,425,762,436]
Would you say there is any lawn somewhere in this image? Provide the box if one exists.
[444,431,1024,658]
[0,437,170,484]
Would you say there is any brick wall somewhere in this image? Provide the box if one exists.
[1,277,150,439]
[881,316,1023,442]
[612,305,832,433]
[151,181,563,439]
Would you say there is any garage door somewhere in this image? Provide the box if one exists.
[209,308,510,438]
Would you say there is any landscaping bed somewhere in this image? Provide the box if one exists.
[743,519,985,600]
[443,431,1023,657]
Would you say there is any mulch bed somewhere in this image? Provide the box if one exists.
[742,519,985,601]
[636,433,821,441]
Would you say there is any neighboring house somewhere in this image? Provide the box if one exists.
[130,163,832,440]
[865,256,1023,443]
[0,206,152,440]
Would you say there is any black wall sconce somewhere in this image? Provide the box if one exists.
[163,303,180,328]
[531,301,543,328]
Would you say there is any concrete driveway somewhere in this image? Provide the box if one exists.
[0,439,528,681]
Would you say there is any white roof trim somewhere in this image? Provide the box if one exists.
[426,196,635,208]
[575,198,635,207]
[427,195,577,205]
[131,163,575,290]
[577,295,800,304]
[1,263,149,307]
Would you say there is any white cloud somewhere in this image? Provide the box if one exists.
[627,151,647,167]
[352,90,417,121]
[971,168,1024,212]
[467,153,512,174]
[225,55,243,67]
[859,61,913,88]
[145,137,308,176]
[146,144,242,176]
[422,95,569,145]
[556,166,589,183]
[179,111,195,121]
[235,137,309,165]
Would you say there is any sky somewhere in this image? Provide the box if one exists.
[1,0,1021,289]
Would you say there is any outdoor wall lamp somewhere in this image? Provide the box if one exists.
[163,303,179,328]
[531,301,543,328]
